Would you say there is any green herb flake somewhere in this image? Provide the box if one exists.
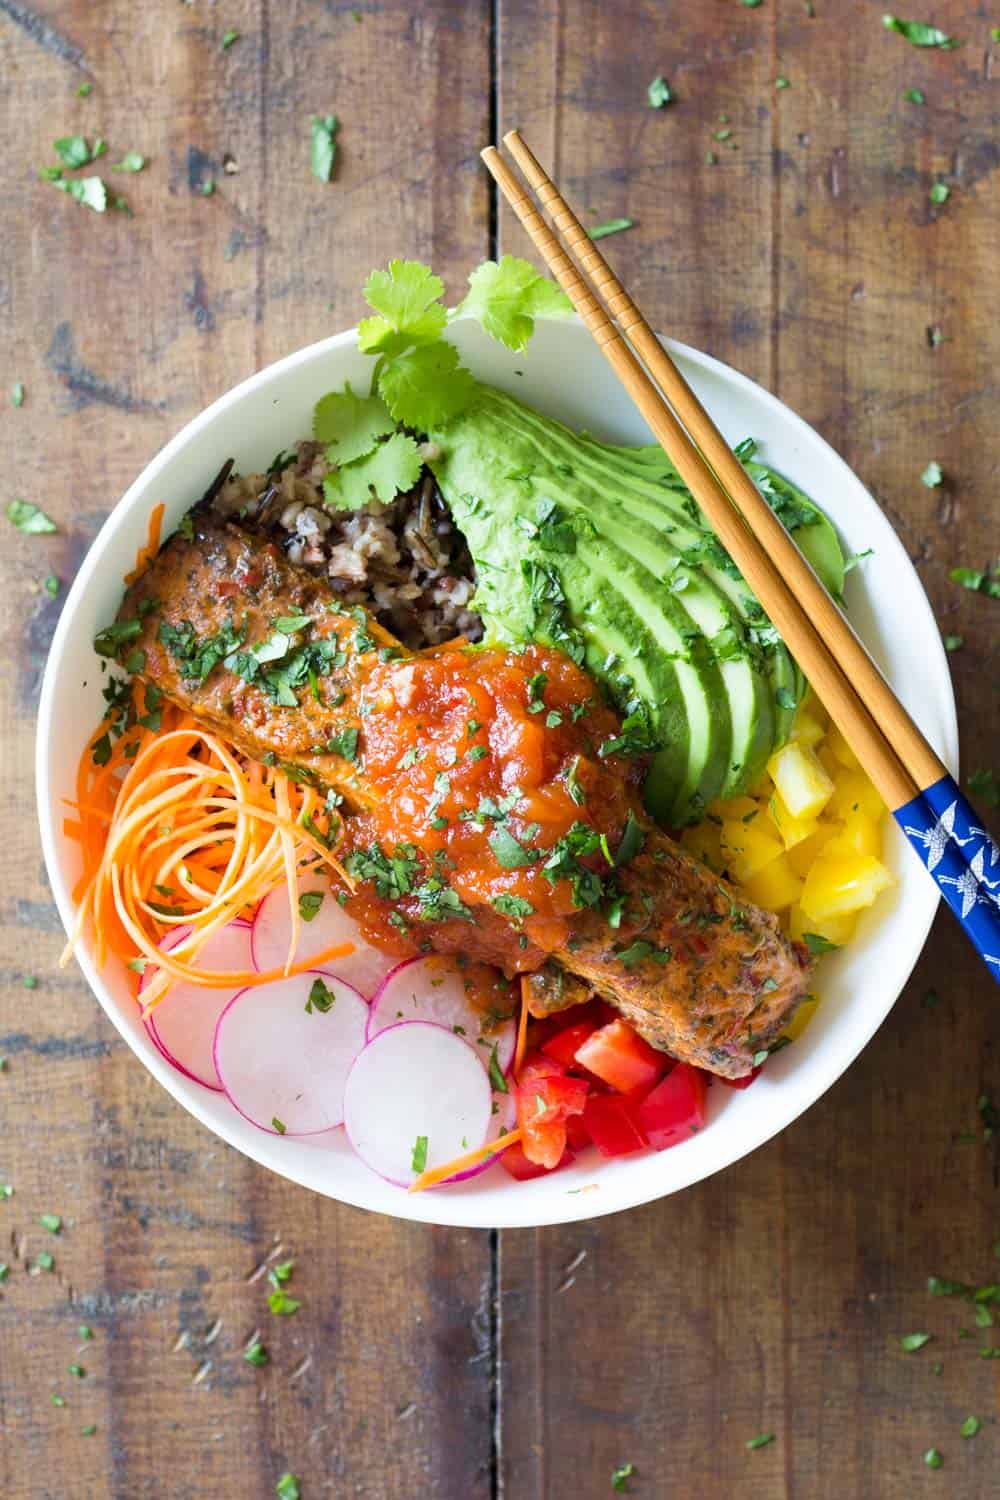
[903,87,925,103]
[51,1393,66,1407]
[11,381,25,407]
[36,1250,55,1272]
[221,28,240,49]
[959,1416,979,1439]
[69,1363,86,1378]
[411,1134,429,1174]
[746,1432,775,1450]
[51,174,108,212]
[924,1448,943,1469]
[267,1287,300,1316]
[275,1475,301,1500]
[611,1461,636,1491]
[803,932,840,955]
[244,1339,269,1366]
[310,114,338,182]
[112,151,145,174]
[0,1184,12,1199]
[326,727,359,761]
[775,76,790,89]
[647,76,672,108]
[78,1325,93,1340]
[40,1213,62,1234]
[77,82,93,97]
[929,182,950,206]
[900,1331,932,1351]
[81,1423,97,1436]
[943,633,963,652]
[199,179,215,196]
[882,17,959,49]
[7,498,57,534]
[298,890,324,922]
[22,974,39,990]
[305,976,336,1014]
[588,218,635,240]
[968,769,999,807]
[0,1264,8,1280]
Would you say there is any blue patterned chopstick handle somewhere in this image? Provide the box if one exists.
[894,774,1000,985]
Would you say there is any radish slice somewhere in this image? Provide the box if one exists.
[143,920,253,1091]
[368,956,517,1075]
[343,1021,493,1187]
[214,970,368,1135]
[251,871,396,998]
[442,1089,517,1185]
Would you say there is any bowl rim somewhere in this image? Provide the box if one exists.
[35,321,958,1228]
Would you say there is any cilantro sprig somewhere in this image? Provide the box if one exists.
[312,257,572,507]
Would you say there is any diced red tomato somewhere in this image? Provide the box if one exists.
[637,1063,707,1150]
[565,1113,591,1152]
[718,1064,763,1091]
[515,1052,589,1167]
[541,1019,601,1070]
[574,1019,669,1097]
[580,1092,649,1158]
[499,1142,576,1181]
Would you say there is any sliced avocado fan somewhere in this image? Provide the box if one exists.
[429,386,845,827]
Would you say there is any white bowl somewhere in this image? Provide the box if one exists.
[35,318,958,1228]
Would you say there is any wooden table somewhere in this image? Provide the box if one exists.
[2,2,997,1495]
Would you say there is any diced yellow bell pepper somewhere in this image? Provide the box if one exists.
[768,789,819,850]
[709,794,758,821]
[816,744,841,782]
[825,808,882,859]
[720,819,784,882]
[782,994,820,1042]
[825,769,884,823]
[767,741,835,820]
[788,903,857,947]
[680,819,723,872]
[826,720,860,769]
[800,853,893,921]
[789,708,826,748]
[785,823,838,877]
[738,853,804,911]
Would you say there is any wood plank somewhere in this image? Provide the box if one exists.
[0,2,493,1496]
[497,2,999,1496]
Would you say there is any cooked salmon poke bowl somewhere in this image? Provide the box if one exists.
[37,256,955,1225]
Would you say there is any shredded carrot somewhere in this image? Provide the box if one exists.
[123,502,165,585]
[408,1128,524,1193]
[514,974,531,1078]
[63,701,353,1014]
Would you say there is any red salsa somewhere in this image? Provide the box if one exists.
[340,643,642,970]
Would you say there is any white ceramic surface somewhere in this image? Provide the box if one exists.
[35,317,958,1228]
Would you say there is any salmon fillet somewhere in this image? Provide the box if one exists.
[114,510,811,1077]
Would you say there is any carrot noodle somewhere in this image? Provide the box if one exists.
[515,974,531,1078]
[408,1128,524,1193]
[63,691,354,1015]
[123,502,165,585]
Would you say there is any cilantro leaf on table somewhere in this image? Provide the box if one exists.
[323,431,424,508]
[54,135,104,168]
[882,16,960,48]
[7,499,57,533]
[310,114,338,182]
[921,461,943,486]
[648,75,672,108]
[358,259,448,354]
[377,340,476,428]
[111,152,146,174]
[454,255,573,352]
[313,383,396,463]
[53,176,107,212]
[588,218,634,240]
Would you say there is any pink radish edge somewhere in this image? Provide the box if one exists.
[367,955,517,1075]
[141,919,253,1092]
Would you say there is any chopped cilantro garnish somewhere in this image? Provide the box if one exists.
[648,75,672,108]
[7,498,57,534]
[929,181,950,205]
[588,219,634,240]
[79,1325,93,1340]
[616,939,672,969]
[40,1213,62,1234]
[614,812,645,867]
[900,1331,932,1351]
[453,256,572,352]
[746,1433,774,1450]
[943,633,963,652]
[298,890,324,922]
[492,893,534,920]
[221,27,240,49]
[924,1448,943,1468]
[275,1474,301,1500]
[11,381,24,407]
[882,16,959,48]
[37,1250,55,1271]
[488,826,537,869]
[267,1286,300,1315]
[488,1044,508,1094]
[69,1363,86,1378]
[77,82,93,97]
[244,1339,269,1366]
[305,977,336,1014]
[111,151,145,174]
[271,1117,286,1134]
[411,1135,429,1173]
[310,114,338,181]
[803,932,840,955]
[960,1415,979,1439]
[326,727,359,761]
[81,1423,97,1435]
[611,1461,636,1492]
[22,974,39,990]
[903,87,925,103]
[968,769,998,807]
[51,1393,66,1407]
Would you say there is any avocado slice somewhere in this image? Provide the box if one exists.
[429,387,844,825]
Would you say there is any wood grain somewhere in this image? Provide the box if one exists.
[0,3,492,1497]
[498,3,999,1497]
[2,1,998,1497]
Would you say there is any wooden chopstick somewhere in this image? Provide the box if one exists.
[480,143,917,814]
[500,130,947,801]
